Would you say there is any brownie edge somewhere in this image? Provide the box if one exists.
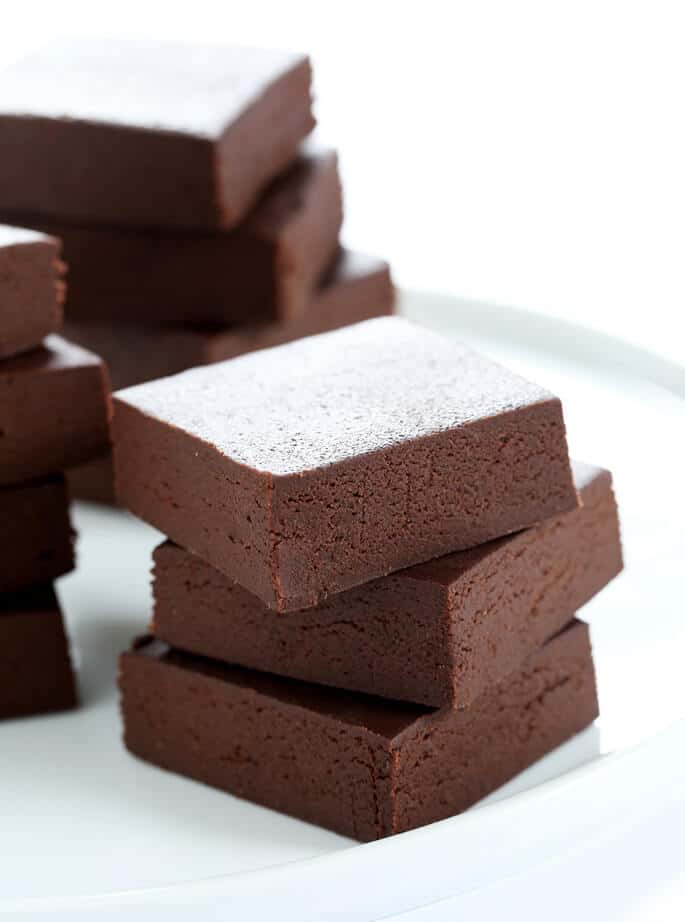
[0,476,75,592]
[0,585,77,719]
[120,620,597,840]
[0,225,64,359]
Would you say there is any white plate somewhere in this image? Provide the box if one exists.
[2,291,684,920]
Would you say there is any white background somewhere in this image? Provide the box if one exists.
[1,4,684,919]
[1,0,684,366]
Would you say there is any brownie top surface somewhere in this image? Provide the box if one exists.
[133,637,432,739]
[0,224,51,249]
[569,458,608,492]
[114,317,554,476]
[0,39,308,138]
[0,334,103,376]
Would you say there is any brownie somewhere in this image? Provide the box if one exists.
[0,585,77,720]
[63,251,393,391]
[7,149,341,326]
[120,620,597,841]
[0,38,314,229]
[0,225,64,359]
[0,476,75,592]
[0,335,111,485]
[152,462,621,707]
[113,317,578,612]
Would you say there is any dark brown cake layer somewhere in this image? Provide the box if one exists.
[5,149,342,326]
[0,476,75,592]
[113,317,577,612]
[152,461,621,707]
[0,335,111,485]
[0,585,77,720]
[0,39,314,229]
[0,225,64,359]
[120,620,597,841]
[64,251,394,390]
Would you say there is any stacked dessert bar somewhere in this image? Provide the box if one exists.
[0,226,111,719]
[113,317,622,840]
[0,39,394,503]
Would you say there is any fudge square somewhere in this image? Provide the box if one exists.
[0,38,314,230]
[120,620,597,841]
[64,250,394,391]
[152,462,621,707]
[113,317,578,612]
[13,149,342,327]
[0,476,74,593]
[0,585,77,720]
[0,336,111,485]
[0,225,64,359]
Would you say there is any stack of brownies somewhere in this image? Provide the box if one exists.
[0,225,111,719]
[0,39,394,503]
[113,317,623,840]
